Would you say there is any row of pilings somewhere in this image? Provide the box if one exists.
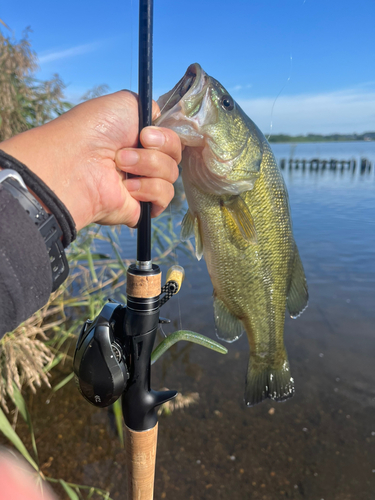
[279,158,372,174]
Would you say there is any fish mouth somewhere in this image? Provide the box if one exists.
[157,63,206,116]
[155,63,214,148]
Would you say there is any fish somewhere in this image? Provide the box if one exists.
[155,63,308,406]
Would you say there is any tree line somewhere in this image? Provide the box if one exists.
[268,132,375,143]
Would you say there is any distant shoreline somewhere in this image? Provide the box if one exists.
[268,132,375,144]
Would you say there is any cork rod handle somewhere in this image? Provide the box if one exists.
[125,423,158,500]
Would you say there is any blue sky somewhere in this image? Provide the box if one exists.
[2,0,374,135]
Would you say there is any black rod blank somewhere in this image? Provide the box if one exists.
[137,0,153,264]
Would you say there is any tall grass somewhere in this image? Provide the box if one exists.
[0,214,198,498]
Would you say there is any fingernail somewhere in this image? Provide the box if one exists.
[143,127,165,147]
[121,150,139,166]
[126,178,141,192]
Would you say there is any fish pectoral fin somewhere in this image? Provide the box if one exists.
[213,295,244,342]
[287,245,309,318]
[194,216,204,261]
[181,209,195,241]
[222,196,257,244]
[181,210,203,260]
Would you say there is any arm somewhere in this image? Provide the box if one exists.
[0,90,181,337]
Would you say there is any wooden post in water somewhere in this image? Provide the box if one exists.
[360,158,368,174]
[330,159,337,171]
[277,157,370,175]
[310,159,319,171]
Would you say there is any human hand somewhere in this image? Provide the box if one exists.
[0,91,181,232]
[0,452,57,500]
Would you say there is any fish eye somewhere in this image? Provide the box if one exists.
[220,95,234,111]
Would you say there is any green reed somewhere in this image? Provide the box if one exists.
[0,210,227,498]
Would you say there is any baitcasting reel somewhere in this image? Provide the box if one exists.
[73,265,185,420]
[73,300,128,408]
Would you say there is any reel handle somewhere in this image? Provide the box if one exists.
[165,265,185,294]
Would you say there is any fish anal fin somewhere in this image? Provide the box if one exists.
[287,245,309,319]
[213,296,244,343]
[181,209,194,242]
[245,353,295,406]
[222,196,257,244]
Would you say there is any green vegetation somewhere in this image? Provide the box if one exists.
[0,223,225,498]
[0,28,71,142]
[268,132,375,143]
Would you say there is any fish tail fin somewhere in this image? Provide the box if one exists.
[245,353,295,407]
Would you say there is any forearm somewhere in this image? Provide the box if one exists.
[0,150,76,338]
[0,186,52,339]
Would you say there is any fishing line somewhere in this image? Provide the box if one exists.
[266,53,293,140]
[158,79,185,115]
[267,0,307,140]
[159,323,167,338]
[155,76,186,333]
[169,201,184,332]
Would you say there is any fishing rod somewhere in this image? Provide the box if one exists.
[73,1,185,498]
[121,2,180,497]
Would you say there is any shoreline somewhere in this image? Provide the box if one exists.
[268,138,375,144]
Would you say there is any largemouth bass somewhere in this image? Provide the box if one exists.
[155,63,308,406]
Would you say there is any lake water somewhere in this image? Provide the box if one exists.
[12,142,375,500]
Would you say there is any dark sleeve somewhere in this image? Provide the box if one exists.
[0,186,52,339]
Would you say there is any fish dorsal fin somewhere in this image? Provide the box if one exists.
[194,216,204,260]
[181,209,194,241]
[213,295,244,342]
[222,196,257,244]
[287,245,309,318]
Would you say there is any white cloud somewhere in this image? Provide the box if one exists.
[237,86,375,135]
[230,84,252,92]
[38,41,102,64]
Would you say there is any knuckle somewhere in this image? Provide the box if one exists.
[153,180,163,197]
[147,149,159,166]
